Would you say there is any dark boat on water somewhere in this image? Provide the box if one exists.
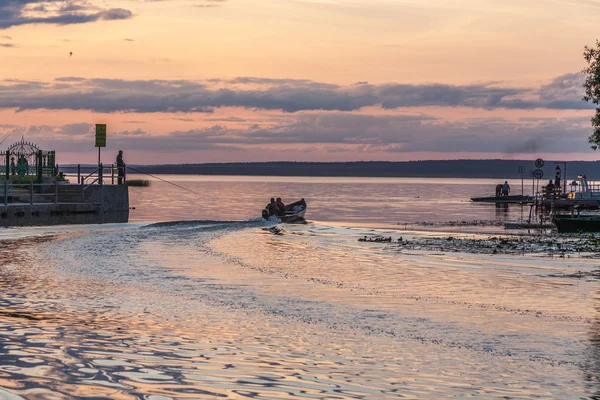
[471,194,533,204]
[262,198,307,224]
[553,213,600,233]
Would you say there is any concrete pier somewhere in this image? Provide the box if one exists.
[0,184,129,227]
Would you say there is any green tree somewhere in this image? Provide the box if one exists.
[583,39,600,149]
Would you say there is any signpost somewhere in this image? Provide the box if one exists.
[532,159,544,197]
[518,166,525,195]
[95,124,106,167]
[535,158,544,169]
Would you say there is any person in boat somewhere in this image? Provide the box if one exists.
[265,198,279,216]
[275,197,286,215]
[502,181,510,196]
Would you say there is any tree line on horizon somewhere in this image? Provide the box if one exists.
[60,159,600,180]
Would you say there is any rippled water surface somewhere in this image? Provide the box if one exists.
[2,176,600,399]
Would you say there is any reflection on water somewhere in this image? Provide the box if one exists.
[494,203,510,222]
[2,176,600,398]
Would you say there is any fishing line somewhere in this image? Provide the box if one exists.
[126,166,204,196]
[0,131,14,147]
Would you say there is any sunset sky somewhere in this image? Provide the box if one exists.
[0,0,599,164]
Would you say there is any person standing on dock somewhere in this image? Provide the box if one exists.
[116,150,126,185]
[502,181,510,196]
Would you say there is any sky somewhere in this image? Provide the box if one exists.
[0,0,599,164]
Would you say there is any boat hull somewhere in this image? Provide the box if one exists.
[279,207,307,224]
[470,195,533,204]
[554,215,600,233]
[540,199,600,209]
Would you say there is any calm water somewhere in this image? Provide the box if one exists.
[127,175,534,225]
[1,176,600,399]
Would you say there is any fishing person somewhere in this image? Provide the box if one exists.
[116,150,126,185]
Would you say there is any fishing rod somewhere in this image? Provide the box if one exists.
[126,166,204,196]
[0,131,14,147]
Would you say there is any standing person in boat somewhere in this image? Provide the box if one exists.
[266,198,279,216]
[275,197,286,215]
[502,181,510,196]
[116,150,126,185]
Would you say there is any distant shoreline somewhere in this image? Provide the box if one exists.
[59,159,600,180]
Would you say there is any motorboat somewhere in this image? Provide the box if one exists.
[261,198,307,223]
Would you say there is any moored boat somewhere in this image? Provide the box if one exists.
[539,175,600,210]
[471,194,533,204]
[262,198,307,223]
[553,213,600,233]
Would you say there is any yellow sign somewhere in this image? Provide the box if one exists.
[95,124,106,148]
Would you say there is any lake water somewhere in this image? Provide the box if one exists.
[1,175,600,399]
[127,175,534,226]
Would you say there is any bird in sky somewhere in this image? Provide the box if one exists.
[69,52,72,57]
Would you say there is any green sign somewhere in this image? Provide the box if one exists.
[95,124,106,147]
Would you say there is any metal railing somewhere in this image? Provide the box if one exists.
[0,162,128,206]
[76,163,125,186]
[2,181,62,206]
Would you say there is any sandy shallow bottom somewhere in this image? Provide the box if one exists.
[2,222,600,399]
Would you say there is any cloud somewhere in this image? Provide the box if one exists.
[0,73,593,114]
[30,113,589,158]
[0,1,132,29]
[231,113,437,145]
[117,128,146,136]
[237,114,589,155]
[60,123,93,135]
[503,137,542,154]
[10,112,591,158]
[535,72,590,109]
[546,0,600,7]
[0,71,592,160]
[193,0,227,7]
[0,122,92,139]
[205,116,247,122]
[0,42,14,47]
